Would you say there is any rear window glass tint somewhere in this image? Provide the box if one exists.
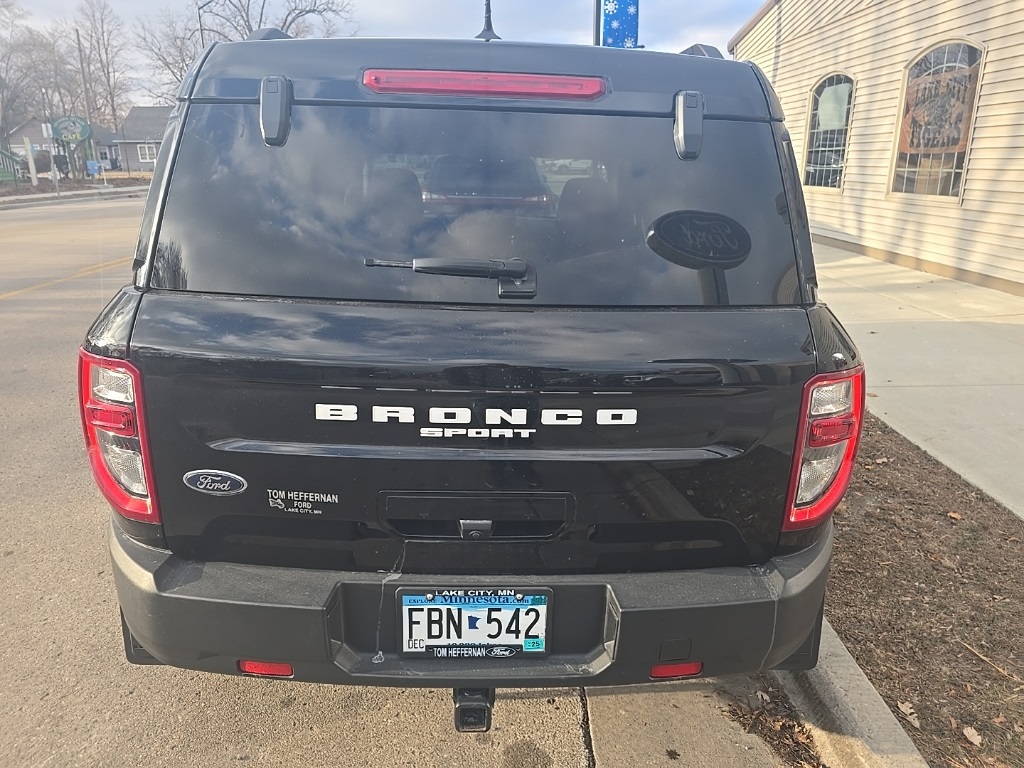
[151,104,800,306]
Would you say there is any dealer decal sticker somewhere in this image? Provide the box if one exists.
[266,489,339,516]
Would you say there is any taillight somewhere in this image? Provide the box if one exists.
[362,69,606,100]
[78,350,159,524]
[784,366,865,531]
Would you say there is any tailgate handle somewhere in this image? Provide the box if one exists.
[458,520,493,541]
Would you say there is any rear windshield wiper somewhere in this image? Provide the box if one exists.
[364,257,536,299]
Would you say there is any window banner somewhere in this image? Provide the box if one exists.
[898,64,979,155]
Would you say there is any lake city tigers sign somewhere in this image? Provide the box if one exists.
[898,64,980,155]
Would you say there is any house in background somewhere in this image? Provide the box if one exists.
[114,106,173,172]
[4,116,52,159]
[730,0,1024,295]
[92,125,120,170]
[4,116,131,174]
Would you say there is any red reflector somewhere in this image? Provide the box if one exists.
[86,403,137,437]
[238,660,294,677]
[808,416,856,448]
[650,661,703,679]
[362,69,606,100]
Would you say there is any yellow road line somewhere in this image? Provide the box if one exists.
[0,257,132,301]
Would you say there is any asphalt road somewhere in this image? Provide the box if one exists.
[0,198,780,768]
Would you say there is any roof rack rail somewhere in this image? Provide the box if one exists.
[247,28,292,41]
[680,44,724,59]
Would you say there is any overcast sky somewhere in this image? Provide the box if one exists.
[25,0,762,56]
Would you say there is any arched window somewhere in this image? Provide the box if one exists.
[893,42,982,197]
[804,74,854,188]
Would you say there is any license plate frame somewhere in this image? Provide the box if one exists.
[397,587,552,659]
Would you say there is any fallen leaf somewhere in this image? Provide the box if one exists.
[992,714,1007,725]
[867,392,879,398]
[963,726,983,746]
[756,691,770,703]
[947,511,963,521]
[965,682,974,694]
[665,748,680,761]
[898,701,921,729]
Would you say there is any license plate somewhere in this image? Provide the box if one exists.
[398,588,551,658]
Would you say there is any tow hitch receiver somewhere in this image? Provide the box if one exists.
[453,687,496,732]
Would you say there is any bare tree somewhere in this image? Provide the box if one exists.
[27,21,88,120]
[136,0,357,102]
[76,0,133,129]
[199,0,357,40]
[136,8,200,104]
[0,1,36,147]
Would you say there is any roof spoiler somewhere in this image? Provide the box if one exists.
[680,44,724,59]
[247,28,292,41]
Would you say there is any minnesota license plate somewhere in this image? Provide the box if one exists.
[398,588,551,658]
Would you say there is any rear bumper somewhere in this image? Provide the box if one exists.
[111,519,832,687]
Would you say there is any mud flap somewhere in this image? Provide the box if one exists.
[120,609,164,666]
[771,599,823,671]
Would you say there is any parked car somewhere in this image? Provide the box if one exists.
[80,32,863,734]
[422,155,554,216]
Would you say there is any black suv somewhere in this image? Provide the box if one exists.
[79,33,864,732]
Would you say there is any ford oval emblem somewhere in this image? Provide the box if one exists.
[486,647,517,658]
[182,470,248,496]
[646,210,752,270]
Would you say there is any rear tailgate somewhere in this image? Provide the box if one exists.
[130,294,815,574]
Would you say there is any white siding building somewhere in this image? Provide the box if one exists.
[729,0,1024,295]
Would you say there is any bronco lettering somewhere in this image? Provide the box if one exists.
[316,404,637,427]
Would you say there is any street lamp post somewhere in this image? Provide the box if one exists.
[198,0,216,47]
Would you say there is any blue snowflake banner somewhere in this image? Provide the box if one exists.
[600,0,639,48]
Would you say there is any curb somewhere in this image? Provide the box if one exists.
[0,187,149,210]
[773,620,929,768]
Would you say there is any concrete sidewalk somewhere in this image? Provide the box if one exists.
[0,184,149,208]
[815,242,1024,522]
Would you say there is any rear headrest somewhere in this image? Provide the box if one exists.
[557,178,615,222]
[366,168,422,207]
[362,168,423,240]
[557,178,632,254]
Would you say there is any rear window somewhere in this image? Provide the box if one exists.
[150,104,801,306]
